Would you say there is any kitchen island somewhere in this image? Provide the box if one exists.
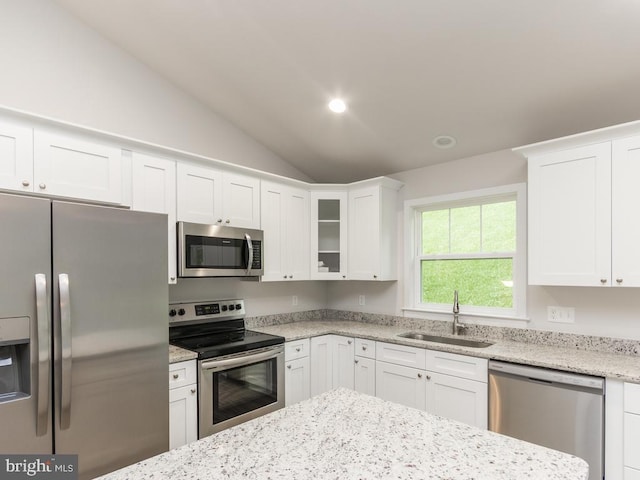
[98,389,588,480]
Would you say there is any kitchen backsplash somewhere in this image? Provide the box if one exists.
[246,309,640,357]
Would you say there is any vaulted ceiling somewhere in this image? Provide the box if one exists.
[55,0,640,182]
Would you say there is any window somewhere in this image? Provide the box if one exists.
[405,184,526,319]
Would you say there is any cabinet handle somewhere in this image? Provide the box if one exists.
[170,276,176,281]
[616,278,623,284]
[342,275,346,279]
[172,374,179,379]
[283,275,288,279]
[600,278,607,284]
[289,275,293,279]
[354,359,359,364]
[225,219,231,224]
[217,219,223,223]
[287,364,292,369]
[417,373,422,379]
[39,183,46,190]
[295,347,301,352]
[362,346,367,351]
[347,340,352,345]
[373,274,377,279]
[22,180,30,187]
[190,388,196,394]
[426,375,431,380]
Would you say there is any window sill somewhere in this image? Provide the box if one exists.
[402,307,530,328]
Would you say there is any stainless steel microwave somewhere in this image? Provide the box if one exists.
[177,222,264,277]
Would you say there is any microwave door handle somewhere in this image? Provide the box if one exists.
[245,233,253,276]
[35,273,50,436]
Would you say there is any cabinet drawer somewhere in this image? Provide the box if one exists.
[376,342,426,369]
[425,350,487,382]
[355,338,375,359]
[285,338,310,361]
[624,412,640,470]
[625,382,640,414]
[169,360,197,389]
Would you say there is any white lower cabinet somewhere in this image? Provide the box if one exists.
[376,361,427,410]
[425,372,487,429]
[285,339,311,406]
[354,356,376,396]
[310,335,354,396]
[169,361,197,450]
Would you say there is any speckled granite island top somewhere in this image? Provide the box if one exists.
[249,320,640,383]
[98,389,587,480]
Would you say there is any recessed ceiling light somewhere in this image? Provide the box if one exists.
[328,98,347,114]
[432,135,457,149]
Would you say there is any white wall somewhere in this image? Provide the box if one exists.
[328,149,640,340]
[0,0,311,182]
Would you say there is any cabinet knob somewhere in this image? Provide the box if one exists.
[600,278,607,284]
[373,274,377,279]
[347,340,352,345]
[426,375,431,380]
[22,180,30,187]
[616,278,623,284]
[217,219,223,223]
[225,219,230,224]
[287,364,292,369]
[342,275,346,279]
[289,275,293,279]
[283,275,288,279]
[172,374,179,379]
[295,347,301,352]
[170,276,176,281]
[417,373,422,378]
[362,346,367,351]
[354,359,359,364]
[190,388,196,394]
[39,183,46,190]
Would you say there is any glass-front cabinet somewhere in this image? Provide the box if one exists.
[310,190,348,279]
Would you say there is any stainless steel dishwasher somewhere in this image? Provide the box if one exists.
[488,361,604,480]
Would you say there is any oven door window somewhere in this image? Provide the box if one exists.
[185,235,247,270]
[213,358,277,425]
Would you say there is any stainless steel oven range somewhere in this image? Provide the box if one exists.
[169,299,285,439]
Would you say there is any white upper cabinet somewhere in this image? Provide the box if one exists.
[310,190,348,280]
[131,152,177,284]
[348,179,401,281]
[0,120,33,192]
[33,129,123,204]
[525,130,640,287]
[176,164,260,229]
[261,180,310,281]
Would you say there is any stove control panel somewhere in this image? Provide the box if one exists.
[169,299,245,323]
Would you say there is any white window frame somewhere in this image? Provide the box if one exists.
[403,183,527,321]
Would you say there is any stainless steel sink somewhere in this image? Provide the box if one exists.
[398,332,493,348]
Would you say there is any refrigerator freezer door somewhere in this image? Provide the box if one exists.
[0,193,52,453]
[52,201,168,479]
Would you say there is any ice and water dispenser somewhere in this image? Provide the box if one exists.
[0,317,30,402]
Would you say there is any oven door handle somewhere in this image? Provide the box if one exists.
[201,346,283,372]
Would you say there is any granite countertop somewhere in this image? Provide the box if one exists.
[98,388,587,480]
[169,344,197,363]
[248,320,640,383]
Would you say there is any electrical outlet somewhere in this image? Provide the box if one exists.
[292,295,298,306]
[547,306,575,323]
[358,295,365,306]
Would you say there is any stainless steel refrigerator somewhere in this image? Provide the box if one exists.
[0,192,169,479]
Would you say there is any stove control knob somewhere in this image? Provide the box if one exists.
[178,308,186,316]
[169,309,177,317]
[221,305,228,312]
[235,304,242,310]
[229,305,235,311]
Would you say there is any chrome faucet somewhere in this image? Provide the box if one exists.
[452,290,466,335]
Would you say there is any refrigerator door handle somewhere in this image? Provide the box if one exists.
[35,273,50,437]
[59,273,72,430]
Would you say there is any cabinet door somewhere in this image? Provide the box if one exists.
[285,187,310,281]
[169,384,198,450]
[132,152,177,284]
[624,412,640,470]
[0,120,33,192]
[33,130,123,204]
[261,182,287,281]
[333,336,355,390]
[285,357,310,406]
[222,172,260,229]
[310,191,348,280]
[354,357,376,396]
[612,135,640,287]
[426,372,487,429]
[176,163,223,224]
[528,143,612,286]
[348,186,381,280]
[310,335,333,396]
[375,362,426,411]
